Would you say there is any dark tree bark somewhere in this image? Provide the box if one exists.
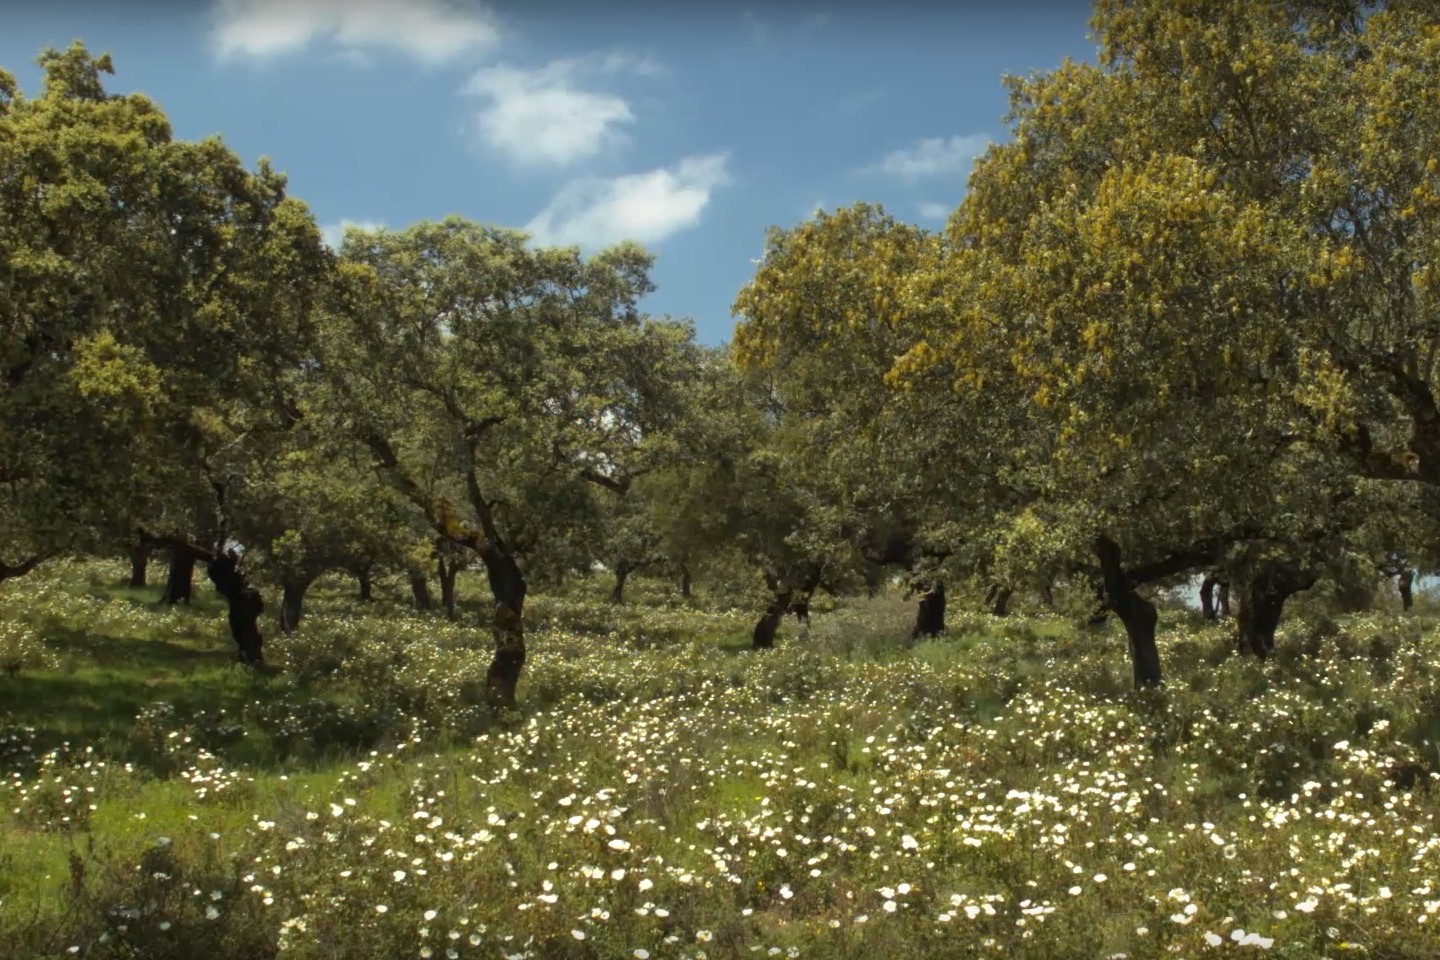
[1039,578,1055,608]
[790,593,812,625]
[129,544,151,589]
[789,568,822,625]
[479,547,526,708]
[438,556,460,621]
[1399,569,1415,611]
[161,546,198,605]
[356,569,373,602]
[863,561,885,599]
[753,577,794,649]
[278,574,315,634]
[679,562,692,599]
[1200,575,1219,620]
[1217,580,1231,618]
[1094,537,1162,688]
[206,552,264,665]
[986,584,1013,617]
[1235,562,1317,658]
[358,428,527,707]
[610,560,633,604]
[408,569,433,610]
[912,581,947,638]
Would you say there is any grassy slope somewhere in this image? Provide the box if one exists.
[2,561,1439,959]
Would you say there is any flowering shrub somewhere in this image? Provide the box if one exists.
[1,561,1439,958]
[0,620,58,675]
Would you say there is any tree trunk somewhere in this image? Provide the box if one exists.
[1217,580,1231,618]
[864,561,885,599]
[206,553,264,665]
[912,580,946,638]
[753,578,793,650]
[610,561,633,604]
[990,585,1012,617]
[679,562,692,599]
[357,569,373,602]
[129,544,151,589]
[790,593,812,625]
[1236,563,1317,658]
[479,549,527,708]
[1200,575,1218,620]
[409,569,433,610]
[1040,579,1055,608]
[278,574,314,634]
[1399,569,1416,611]
[438,557,459,621]
[789,567,822,626]
[1094,537,1162,688]
[161,546,197,605]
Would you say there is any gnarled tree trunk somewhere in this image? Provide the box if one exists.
[1217,580,1231,618]
[1095,537,1162,688]
[278,573,315,634]
[986,583,1012,617]
[789,567,822,626]
[912,580,946,638]
[610,560,634,605]
[1399,569,1416,611]
[409,569,433,610]
[1236,563,1317,659]
[161,546,198,605]
[753,576,794,650]
[1200,575,1219,620]
[206,552,264,665]
[438,556,460,621]
[479,547,527,707]
[129,544,151,589]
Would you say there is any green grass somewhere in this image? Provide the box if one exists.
[3,560,1440,959]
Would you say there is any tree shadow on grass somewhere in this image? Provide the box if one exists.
[52,628,224,672]
[1,627,281,771]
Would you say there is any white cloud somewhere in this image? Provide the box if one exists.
[916,201,952,220]
[598,50,666,78]
[465,57,640,166]
[320,218,385,250]
[211,0,500,64]
[871,134,991,181]
[526,154,731,250]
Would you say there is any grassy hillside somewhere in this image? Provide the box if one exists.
[2,561,1439,959]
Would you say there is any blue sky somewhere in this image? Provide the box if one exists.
[1,0,1096,345]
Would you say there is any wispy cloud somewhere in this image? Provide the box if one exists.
[465,52,661,167]
[741,10,769,45]
[916,201,952,220]
[526,154,731,250]
[832,87,888,118]
[210,0,500,64]
[598,50,666,78]
[320,218,385,250]
[869,134,991,181]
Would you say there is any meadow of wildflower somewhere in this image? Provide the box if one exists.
[2,561,1439,959]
